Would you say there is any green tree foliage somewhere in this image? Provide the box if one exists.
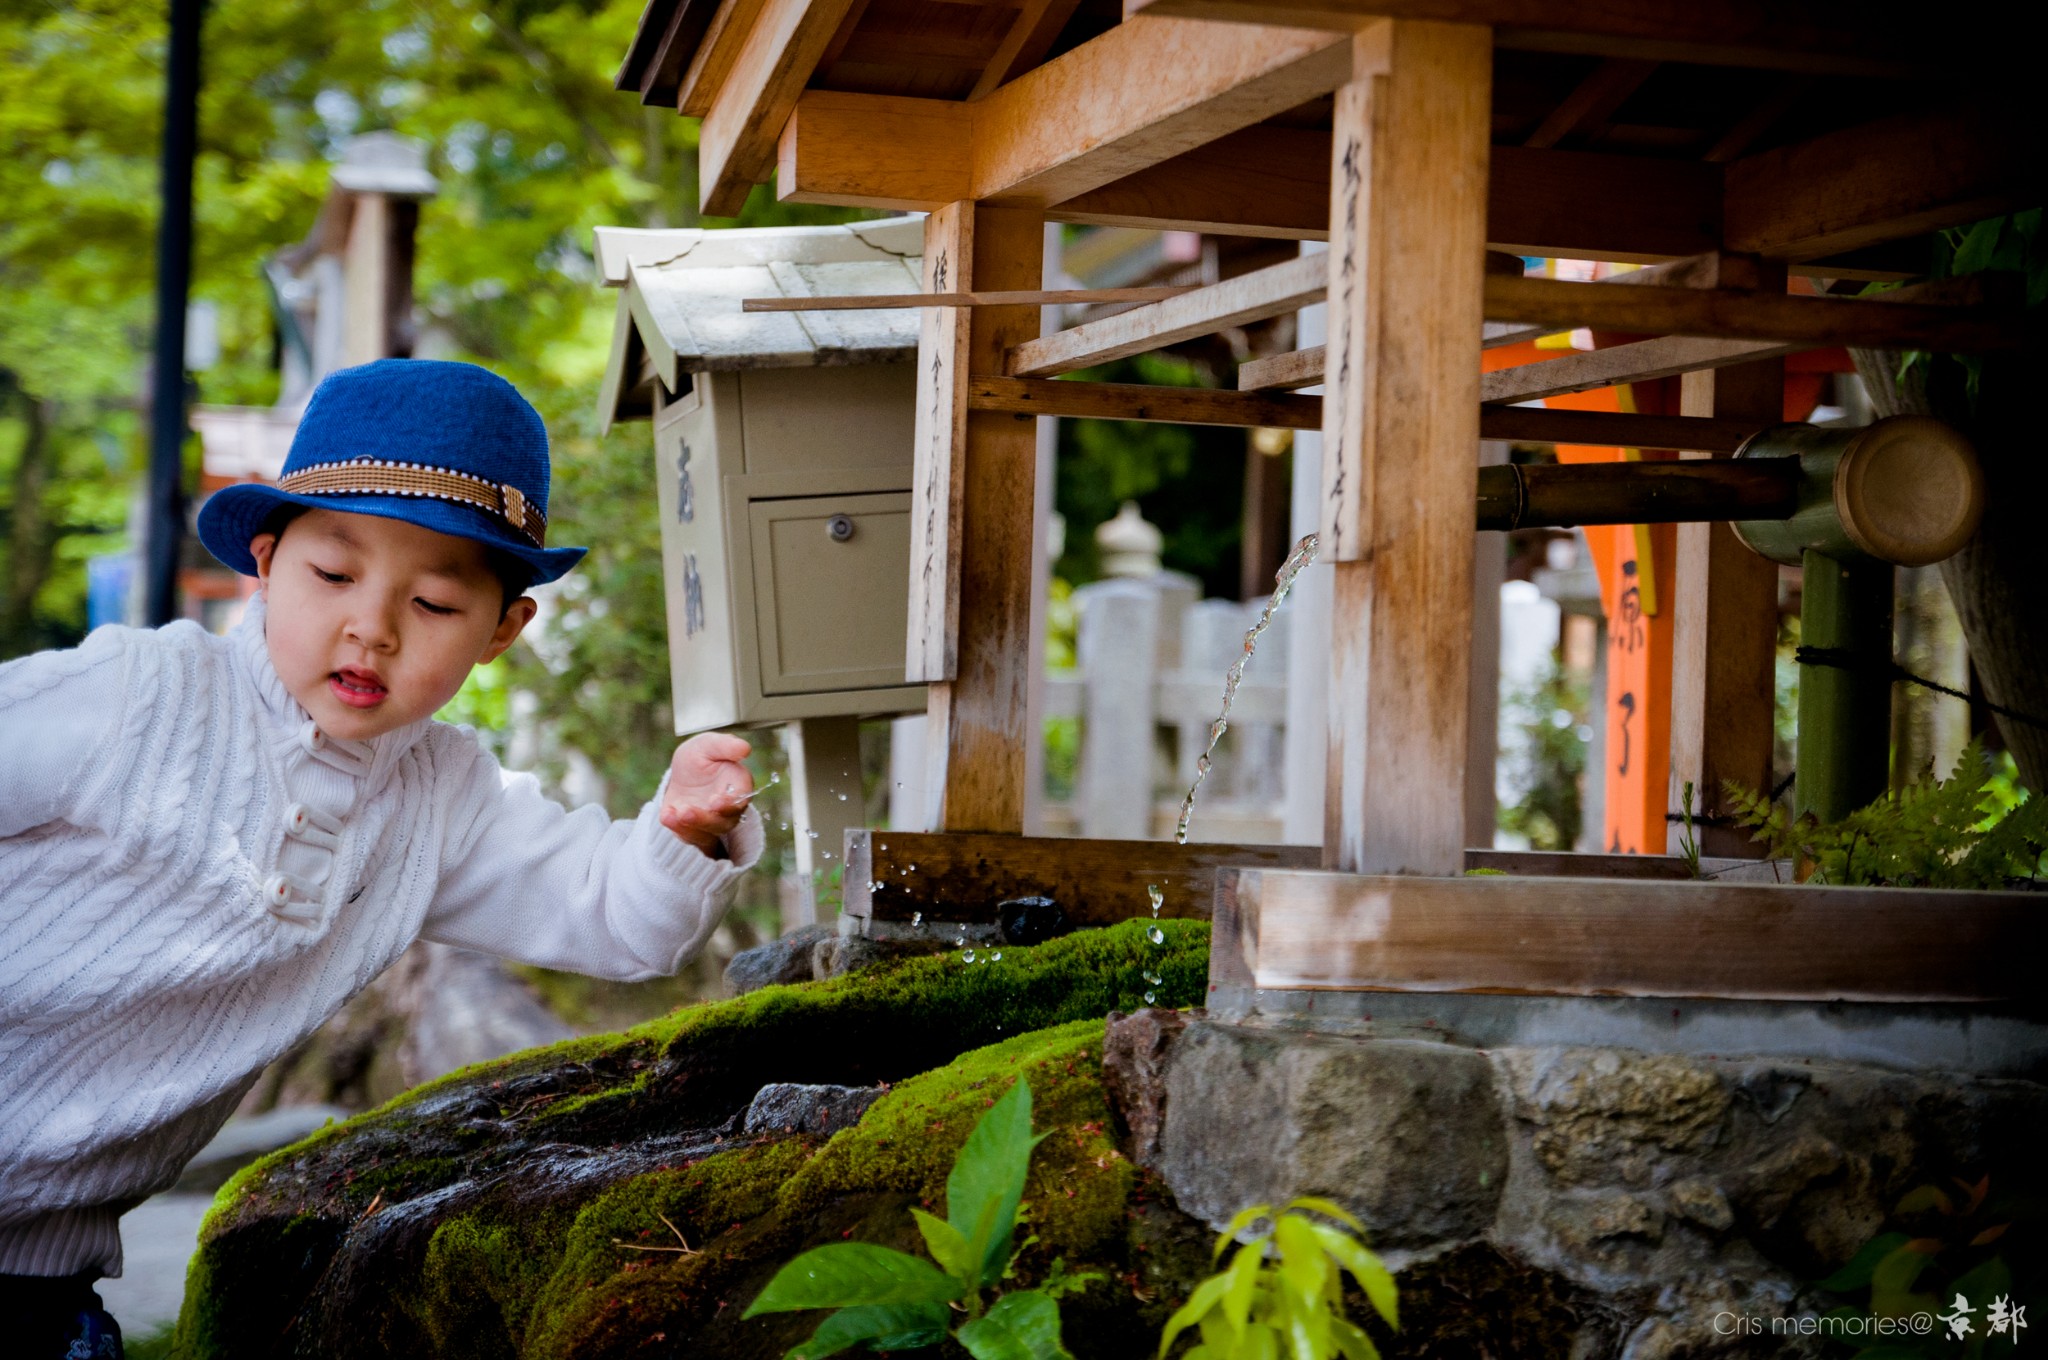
[1054,353,1249,598]
[1497,663,1591,852]
[745,1079,1098,1359]
[0,0,861,823]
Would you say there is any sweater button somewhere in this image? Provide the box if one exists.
[299,723,326,754]
[261,873,293,909]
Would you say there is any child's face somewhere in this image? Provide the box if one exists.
[251,508,535,740]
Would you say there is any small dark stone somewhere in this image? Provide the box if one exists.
[997,895,1066,946]
[724,923,835,995]
[741,1083,885,1136]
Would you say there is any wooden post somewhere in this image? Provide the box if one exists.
[1669,253,1785,855]
[786,715,865,928]
[1318,19,1491,874]
[908,202,1044,832]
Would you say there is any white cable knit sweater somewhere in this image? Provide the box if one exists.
[0,598,762,1277]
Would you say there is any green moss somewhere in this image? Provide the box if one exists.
[180,920,1212,1359]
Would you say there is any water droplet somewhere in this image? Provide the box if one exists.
[911,912,923,927]
[954,934,966,947]
[1146,924,1165,945]
[1143,970,1162,986]
[991,951,1002,961]
[805,829,819,839]
[779,821,789,831]
[1143,991,1157,1005]
[1146,883,1164,918]
[962,948,978,963]
[908,864,917,871]
[870,880,884,892]
[836,792,849,801]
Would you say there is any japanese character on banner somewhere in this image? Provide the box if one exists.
[1987,1294,2027,1337]
[1938,1293,1975,1340]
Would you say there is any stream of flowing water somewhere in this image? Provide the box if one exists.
[1139,531,1322,963]
[1171,532,1322,847]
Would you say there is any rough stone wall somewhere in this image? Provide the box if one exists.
[1118,1012,2048,1357]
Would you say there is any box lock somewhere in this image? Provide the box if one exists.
[826,513,856,543]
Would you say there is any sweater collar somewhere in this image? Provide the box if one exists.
[231,593,435,770]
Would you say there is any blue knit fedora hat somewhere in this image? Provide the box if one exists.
[198,359,587,586]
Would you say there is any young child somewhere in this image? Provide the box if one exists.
[0,358,759,1355]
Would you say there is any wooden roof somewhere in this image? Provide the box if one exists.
[595,216,923,429]
[616,0,2032,277]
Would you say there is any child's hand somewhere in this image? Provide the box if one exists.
[659,732,754,855]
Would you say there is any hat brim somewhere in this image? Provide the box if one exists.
[197,483,587,587]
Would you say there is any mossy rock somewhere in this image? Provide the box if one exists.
[178,920,1215,1359]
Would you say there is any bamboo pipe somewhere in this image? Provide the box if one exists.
[1474,459,1800,531]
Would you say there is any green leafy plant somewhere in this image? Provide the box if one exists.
[1725,740,2048,887]
[1159,1198,1398,1360]
[1814,1175,2035,1357]
[746,1078,1095,1359]
[1676,781,1703,880]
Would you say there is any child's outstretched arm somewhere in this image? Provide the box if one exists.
[656,732,754,855]
[423,732,764,982]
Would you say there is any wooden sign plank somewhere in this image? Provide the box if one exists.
[1318,19,1492,875]
[1225,867,2047,1003]
[918,205,1045,832]
[906,203,971,686]
[1006,254,1328,377]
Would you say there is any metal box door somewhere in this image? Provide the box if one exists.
[747,492,913,695]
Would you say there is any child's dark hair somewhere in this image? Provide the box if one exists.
[257,505,531,616]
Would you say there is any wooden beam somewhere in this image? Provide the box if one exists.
[1723,98,2042,261]
[970,16,1355,205]
[779,94,1722,258]
[845,831,1319,929]
[842,832,1777,929]
[1521,57,1656,149]
[698,0,860,218]
[971,376,1322,428]
[1480,406,1760,453]
[1482,274,2025,352]
[1221,867,2042,1003]
[1007,253,1326,377]
[972,376,1766,451]
[777,90,974,212]
[1484,336,1799,405]
[678,0,769,117]
[913,204,1045,832]
[1124,0,1956,79]
[967,0,1083,100]
[1478,274,2002,404]
[1667,252,1784,860]
[1319,19,1491,877]
[1237,345,1327,393]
